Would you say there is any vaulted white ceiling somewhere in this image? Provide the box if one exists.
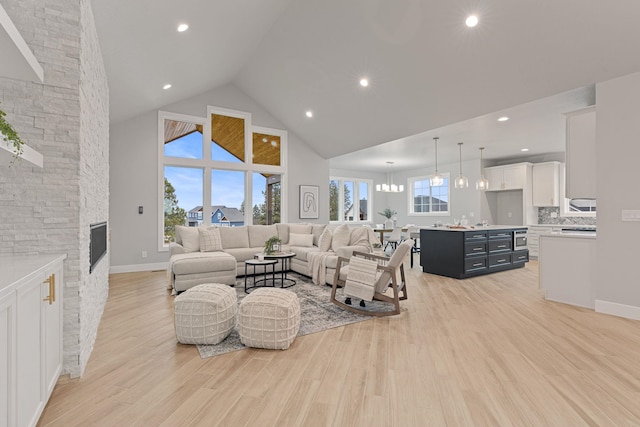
[92,0,640,170]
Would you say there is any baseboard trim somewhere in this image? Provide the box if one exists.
[595,299,640,321]
[110,262,168,274]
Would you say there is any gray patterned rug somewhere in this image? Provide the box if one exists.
[196,272,392,358]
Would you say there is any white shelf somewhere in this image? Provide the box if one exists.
[0,3,43,82]
[0,136,43,167]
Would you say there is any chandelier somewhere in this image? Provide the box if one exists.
[376,161,404,192]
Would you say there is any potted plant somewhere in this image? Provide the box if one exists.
[377,208,397,220]
[378,208,397,229]
[264,236,282,255]
[0,103,25,161]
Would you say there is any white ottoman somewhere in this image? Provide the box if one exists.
[174,283,237,345]
[238,288,300,350]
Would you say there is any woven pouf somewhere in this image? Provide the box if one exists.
[174,283,237,345]
[238,288,301,350]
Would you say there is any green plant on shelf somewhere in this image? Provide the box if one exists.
[0,103,25,162]
[264,236,282,255]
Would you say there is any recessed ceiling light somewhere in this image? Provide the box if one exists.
[465,15,479,27]
[163,84,172,90]
[271,141,277,147]
[498,116,509,122]
[359,78,369,87]
[521,148,529,152]
[305,111,313,118]
[177,24,189,32]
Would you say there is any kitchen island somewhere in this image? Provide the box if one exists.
[420,226,529,279]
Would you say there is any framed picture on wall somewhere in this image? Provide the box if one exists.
[299,185,319,219]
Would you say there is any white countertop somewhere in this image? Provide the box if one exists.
[0,254,67,293]
[528,224,596,229]
[422,225,527,232]
[540,232,596,239]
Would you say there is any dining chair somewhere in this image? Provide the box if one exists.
[384,226,403,252]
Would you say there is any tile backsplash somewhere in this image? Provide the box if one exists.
[537,207,596,225]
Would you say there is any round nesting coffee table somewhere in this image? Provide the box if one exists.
[255,252,296,288]
[244,258,278,293]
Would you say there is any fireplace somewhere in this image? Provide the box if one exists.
[90,222,107,273]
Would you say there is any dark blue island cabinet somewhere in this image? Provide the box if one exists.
[420,226,529,279]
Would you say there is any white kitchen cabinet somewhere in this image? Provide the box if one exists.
[565,106,596,199]
[527,226,554,258]
[0,290,16,427]
[0,254,65,427]
[484,163,529,191]
[532,162,561,207]
[539,233,596,308]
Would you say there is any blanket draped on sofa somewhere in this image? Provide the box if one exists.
[307,251,333,285]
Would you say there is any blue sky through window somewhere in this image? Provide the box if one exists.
[164,131,275,217]
[164,131,202,159]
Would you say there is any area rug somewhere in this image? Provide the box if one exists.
[196,272,392,358]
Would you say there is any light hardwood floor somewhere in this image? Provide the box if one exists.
[38,259,640,426]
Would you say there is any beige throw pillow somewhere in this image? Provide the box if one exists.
[289,223,312,234]
[289,233,314,247]
[199,227,223,252]
[318,227,332,252]
[331,224,351,251]
[311,224,327,246]
[177,225,200,252]
[349,226,372,251]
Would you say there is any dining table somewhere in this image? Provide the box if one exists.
[373,227,408,244]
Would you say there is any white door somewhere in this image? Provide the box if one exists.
[0,293,16,427]
[16,276,44,427]
[42,266,63,399]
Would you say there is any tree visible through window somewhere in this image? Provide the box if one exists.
[329,177,371,222]
[159,110,287,249]
[163,178,187,243]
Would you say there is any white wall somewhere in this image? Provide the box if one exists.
[595,71,640,319]
[109,84,328,270]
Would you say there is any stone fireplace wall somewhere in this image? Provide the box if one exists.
[0,0,109,377]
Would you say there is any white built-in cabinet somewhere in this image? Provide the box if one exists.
[565,106,596,199]
[484,163,528,191]
[532,162,561,207]
[0,254,65,427]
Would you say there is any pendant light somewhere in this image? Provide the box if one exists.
[376,161,404,192]
[476,147,489,191]
[454,142,469,189]
[430,137,444,186]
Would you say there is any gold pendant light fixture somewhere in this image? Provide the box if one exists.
[430,137,444,187]
[454,142,469,189]
[476,147,489,191]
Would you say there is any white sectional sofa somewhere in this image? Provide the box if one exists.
[168,222,378,293]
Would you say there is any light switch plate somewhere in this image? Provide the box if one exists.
[621,210,640,221]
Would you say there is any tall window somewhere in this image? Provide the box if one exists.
[329,177,371,222]
[408,174,450,215]
[159,109,287,249]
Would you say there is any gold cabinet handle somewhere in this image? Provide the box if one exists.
[43,274,55,305]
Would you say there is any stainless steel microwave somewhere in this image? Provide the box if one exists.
[514,229,528,250]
